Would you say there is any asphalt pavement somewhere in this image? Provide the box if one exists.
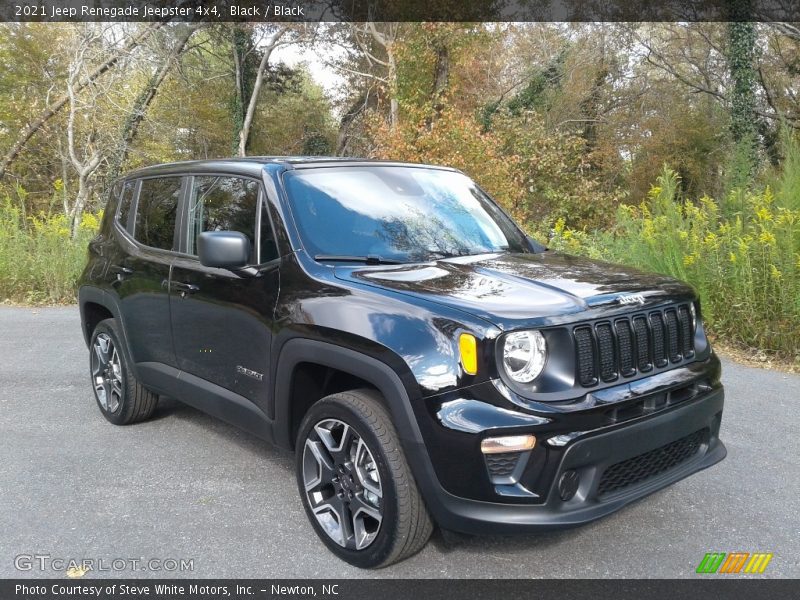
[0,306,798,578]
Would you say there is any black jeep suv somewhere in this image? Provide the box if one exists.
[78,158,726,567]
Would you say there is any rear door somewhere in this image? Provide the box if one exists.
[168,173,280,411]
[111,176,184,367]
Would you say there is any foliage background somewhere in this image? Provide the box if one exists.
[0,22,798,363]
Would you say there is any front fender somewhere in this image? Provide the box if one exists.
[274,254,501,399]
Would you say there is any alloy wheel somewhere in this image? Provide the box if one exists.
[91,333,123,413]
[302,419,383,550]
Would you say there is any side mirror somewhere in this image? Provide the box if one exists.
[197,231,250,270]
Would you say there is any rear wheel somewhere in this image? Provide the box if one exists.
[296,389,432,568]
[89,319,158,425]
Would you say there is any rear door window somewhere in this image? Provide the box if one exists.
[133,177,182,251]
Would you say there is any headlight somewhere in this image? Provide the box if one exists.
[689,302,697,331]
[502,330,547,383]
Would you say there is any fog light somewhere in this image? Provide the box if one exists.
[480,434,536,454]
[558,470,580,501]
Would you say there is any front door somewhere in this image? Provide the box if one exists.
[168,174,280,411]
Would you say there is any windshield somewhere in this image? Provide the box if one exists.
[283,166,530,263]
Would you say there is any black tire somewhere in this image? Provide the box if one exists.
[295,389,433,568]
[89,318,158,425]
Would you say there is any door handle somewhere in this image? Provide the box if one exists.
[173,282,200,297]
[110,264,134,283]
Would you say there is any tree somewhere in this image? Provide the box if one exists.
[105,24,202,186]
[237,25,296,156]
[727,20,760,187]
[64,24,126,237]
[0,22,162,181]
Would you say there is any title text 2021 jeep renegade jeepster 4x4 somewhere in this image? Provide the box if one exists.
[79,158,726,568]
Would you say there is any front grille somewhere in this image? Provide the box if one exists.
[596,428,706,496]
[573,303,695,388]
[485,452,520,478]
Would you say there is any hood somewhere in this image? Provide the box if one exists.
[333,252,695,329]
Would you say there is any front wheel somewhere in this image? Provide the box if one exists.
[295,389,432,568]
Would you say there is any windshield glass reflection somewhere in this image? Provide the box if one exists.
[283,167,530,263]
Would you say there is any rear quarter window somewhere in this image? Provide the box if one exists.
[116,181,136,231]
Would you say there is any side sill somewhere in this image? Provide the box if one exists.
[136,362,274,443]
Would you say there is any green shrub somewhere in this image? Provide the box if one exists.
[0,195,99,304]
[549,166,800,361]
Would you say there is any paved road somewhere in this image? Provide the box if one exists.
[0,306,798,579]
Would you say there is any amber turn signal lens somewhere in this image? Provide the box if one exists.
[480,434,537,454]
[458,333,478,375]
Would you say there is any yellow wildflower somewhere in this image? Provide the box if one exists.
[758,231,776,246]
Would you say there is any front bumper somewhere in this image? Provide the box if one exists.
[406,359,726,534]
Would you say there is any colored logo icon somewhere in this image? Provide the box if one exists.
[696,552,773,574]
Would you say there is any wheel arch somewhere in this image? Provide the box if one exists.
[273,338,454,530]
[78,286,138,377]
[272,338,424,452]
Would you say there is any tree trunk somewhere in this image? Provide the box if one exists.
[336,89,378,155]
[727,20,760,186]
[237,28,288,157]
[70,174,90,239]
[0,22,163,181]
[231,25,249,155]
[387,47,399,130]
[427,43,450,129]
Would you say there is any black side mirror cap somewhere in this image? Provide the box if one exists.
[197,231,250,270]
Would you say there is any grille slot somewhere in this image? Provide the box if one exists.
[632,316,652,372]
[595,323,617,382]
[650,312,667,367]
[615,319,635,376]
[678,305,694,358]
[574,304,695,387]
[597,428,707,496]
[574,327,597,386]
[664,309,681,362]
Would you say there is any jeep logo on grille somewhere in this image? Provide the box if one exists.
[617,293,646,305]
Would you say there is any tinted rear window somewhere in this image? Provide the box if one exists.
[134,177,182,250]
[116,181,136,230]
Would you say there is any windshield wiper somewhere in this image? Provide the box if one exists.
[314,254,404,265]
[436,249,510,259]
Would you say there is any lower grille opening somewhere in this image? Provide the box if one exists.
[603,379,712,425]
[596,428,707,496]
